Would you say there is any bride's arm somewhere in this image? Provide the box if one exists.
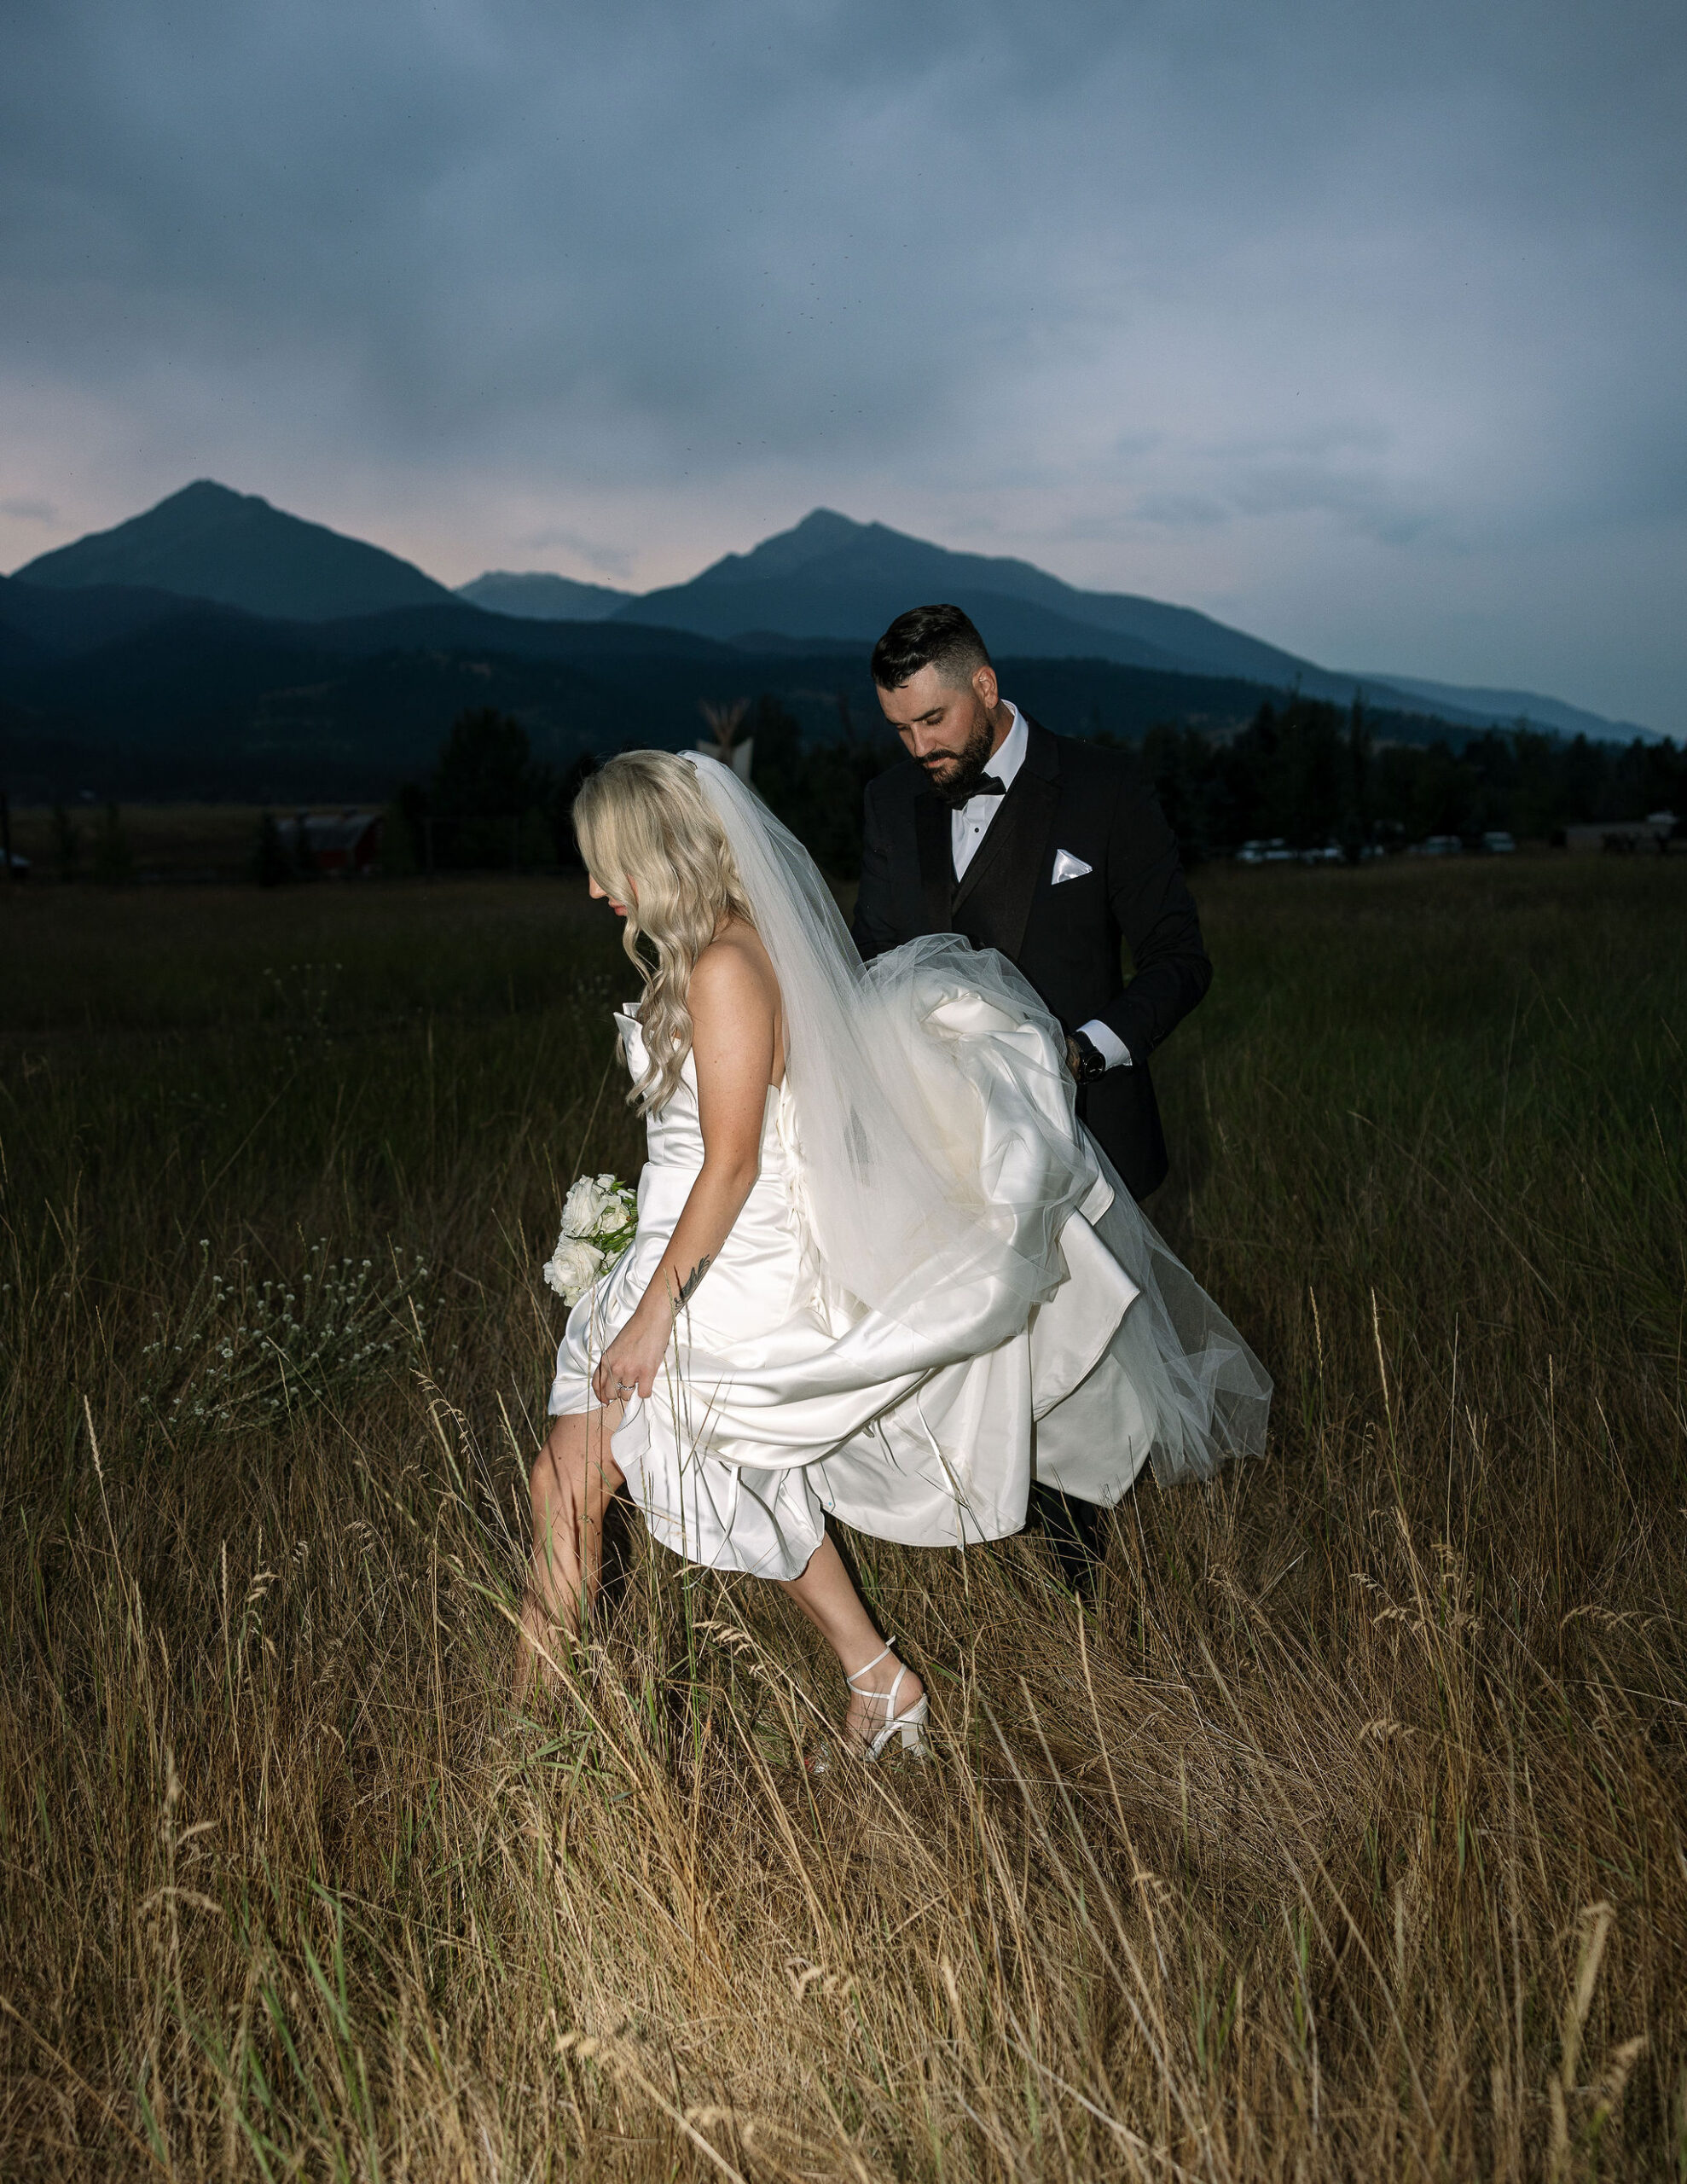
[593,941,778,1403]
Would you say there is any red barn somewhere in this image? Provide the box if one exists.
[276,810,383,875]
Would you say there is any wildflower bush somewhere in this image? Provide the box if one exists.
[140,1240,429,1431]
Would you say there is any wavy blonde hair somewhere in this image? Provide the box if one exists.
[571,751,756,1112]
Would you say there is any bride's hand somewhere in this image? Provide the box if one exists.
[593,1297,672,1406]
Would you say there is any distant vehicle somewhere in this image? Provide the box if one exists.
[1235,837,1296,864]
[1414,834,1464,857]
[1563,812,1680,854]
[3,851,28,880]
[1299,843,1343,865]
[1481,830,1516,855]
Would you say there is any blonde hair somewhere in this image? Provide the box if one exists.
[571,751,756,1112]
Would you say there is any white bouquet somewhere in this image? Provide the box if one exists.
[542,1171,639,1307]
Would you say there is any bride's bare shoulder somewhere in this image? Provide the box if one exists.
[688,921,779,1020]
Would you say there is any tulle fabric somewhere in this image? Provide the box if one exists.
[684,755,1094,1342]
[814,937,1272,1494]
[1046,1136,1273,1490]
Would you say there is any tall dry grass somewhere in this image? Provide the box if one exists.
[1,859,1684,2181]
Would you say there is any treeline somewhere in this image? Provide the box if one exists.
[381,709,594,874]
[381,696,1685,886]
[1133,698,1687,860]
[728,694,900,877]
[386,699,901,879]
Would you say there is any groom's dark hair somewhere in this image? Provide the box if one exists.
[871,603,992,691]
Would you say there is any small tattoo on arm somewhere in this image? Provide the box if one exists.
[670,1256,712,1309]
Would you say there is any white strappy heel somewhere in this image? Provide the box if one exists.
[844,1641,930,1761]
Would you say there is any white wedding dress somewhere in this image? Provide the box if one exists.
[548,946,1271,1583]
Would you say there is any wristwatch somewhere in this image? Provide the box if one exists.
[1065,1029,1108,1084]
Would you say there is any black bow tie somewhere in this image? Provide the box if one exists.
[971,774,1008,799]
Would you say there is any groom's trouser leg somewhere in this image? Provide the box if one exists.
[1028,1481,1107,1596]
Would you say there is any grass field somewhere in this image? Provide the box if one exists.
[2,857,1684,2181]
[4,804,272,882]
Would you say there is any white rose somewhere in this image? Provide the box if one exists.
[595,1172,617,1190]
[542,1236,605,1305]
[561,1175,608,1237]
[597,1194,631,1234]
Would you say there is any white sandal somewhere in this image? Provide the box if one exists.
[844,1641,930,1761]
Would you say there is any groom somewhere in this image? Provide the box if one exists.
[851,603,1213,1585]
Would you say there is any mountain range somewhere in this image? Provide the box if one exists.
[6,479,1657,748]
[0,557,1313,797]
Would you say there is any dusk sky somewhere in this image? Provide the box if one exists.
[2,1,1683,729]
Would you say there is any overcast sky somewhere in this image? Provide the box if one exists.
[2,0,1684,729]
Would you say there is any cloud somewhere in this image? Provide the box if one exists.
[0,0,1683,724]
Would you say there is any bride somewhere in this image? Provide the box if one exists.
[520,749,1270,1757]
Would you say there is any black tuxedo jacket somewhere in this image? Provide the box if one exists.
[851,719,1211,1200]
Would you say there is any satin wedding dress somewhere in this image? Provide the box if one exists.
[547,761,1271,1582]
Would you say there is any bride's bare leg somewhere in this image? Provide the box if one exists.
[519,1404,624,1691]
[779,1531,925,1745]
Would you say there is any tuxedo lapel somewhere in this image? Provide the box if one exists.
[914,791,953,933]
[950,721,1062,962]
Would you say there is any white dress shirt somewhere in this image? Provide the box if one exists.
[950,702,1131,1071]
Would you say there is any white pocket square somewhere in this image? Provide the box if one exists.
[1051,849,1093,885]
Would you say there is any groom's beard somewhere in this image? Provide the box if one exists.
[922,713,998,809]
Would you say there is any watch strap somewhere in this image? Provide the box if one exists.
[1069,1028,1107,1083]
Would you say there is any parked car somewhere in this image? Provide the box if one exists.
[1412,834,1464,857]
[1563,813,1680,853]
[1235,837,1296,864]
[1481,830,1516,854]
[1299,843,1343,865]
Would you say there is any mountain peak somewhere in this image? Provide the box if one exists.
[699,507,884,585]
[171,478,260,505]
[160,478,274,517]
[14,479,450,621]
[786,507,869,546]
